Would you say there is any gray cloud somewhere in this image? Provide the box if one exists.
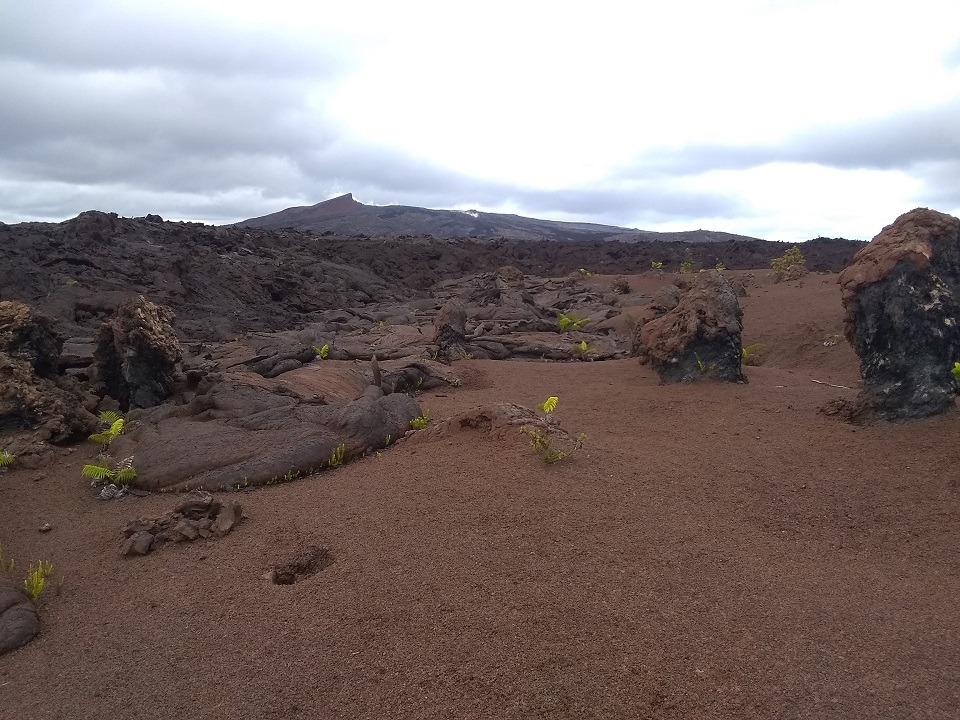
[0,1,956,237]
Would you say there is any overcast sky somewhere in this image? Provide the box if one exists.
[2,1,958,240]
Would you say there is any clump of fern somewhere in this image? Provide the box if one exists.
[23,560,53,602]
[557,312,589,332]
[0,450,15,471]
[82,455,137,485]
[313,343,329,359]
[573,340,595,358]
[410,410,430,430]
[328,443,345,468]
[521,396,586,464]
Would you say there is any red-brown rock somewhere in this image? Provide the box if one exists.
[839,208,960,420]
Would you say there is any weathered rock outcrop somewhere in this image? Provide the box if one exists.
[114,381,421,491]
[839,208,960,421]
[0,301,61,379]
[0,301,98,441]
[92,295,183,409]
[638,271,745,383]
[433,299,467,360]
[0,573,39,656]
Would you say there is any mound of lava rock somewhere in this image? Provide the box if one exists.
[839,208,960,421]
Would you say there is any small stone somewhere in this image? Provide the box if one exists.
[211,501,243,537]
[173,520,200,541]
[38,523,52,533]
[121,531,154,556]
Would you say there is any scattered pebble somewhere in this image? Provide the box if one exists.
[38,523,52,533]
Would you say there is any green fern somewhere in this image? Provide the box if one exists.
[313,344,329,359]
[328,443,345,468]
[557,312,589,332]
[23,560,53,602]
[538,396,558,414]
[0,450,15,468]
[410,410,430,430]
[88,411,125,447]
[82,455,137,485]
[952,361,960,380]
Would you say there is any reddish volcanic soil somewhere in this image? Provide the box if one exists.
[3,271,960,719]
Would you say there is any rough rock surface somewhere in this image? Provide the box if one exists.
[638,271,745,383]
[1,211,863,342]
[433,299,468,360]
[0,572,39,656]
[92,295,183,409]
[0,301,98,441]
[0,301,62,379]
[839,208,960,420]
[113,381,422,491]
[120,491,244,556]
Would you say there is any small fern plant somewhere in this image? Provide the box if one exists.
[0,450,15,471]
[538,396,558,413]
[82,455,137,485]
[23,560,53,602]
[574,340,595,357]
[313,344,329,359]
[952,362,960,380]
[557,312,589,332]
[88,411,126,451]
[328,443,345,468]
[521,396,586,464]
[410,410,430,430]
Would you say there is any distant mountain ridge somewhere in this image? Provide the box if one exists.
[238,193,765,243]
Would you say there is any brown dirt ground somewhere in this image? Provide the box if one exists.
[2,271,960,719]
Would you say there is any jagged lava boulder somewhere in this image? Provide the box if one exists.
[839,208,960,421]
[0,301,98,441]
[638,271,745,383]
[0,301,61,379]
[433,299,467,360]
[92,295,182,409]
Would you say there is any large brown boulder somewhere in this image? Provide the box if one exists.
[92,295,183,409]
[638,271,745,383]
[0,573,39,656]
[0,302,97,441]
[839,208,960,421]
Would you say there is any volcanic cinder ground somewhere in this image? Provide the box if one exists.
[2,270,960,719]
